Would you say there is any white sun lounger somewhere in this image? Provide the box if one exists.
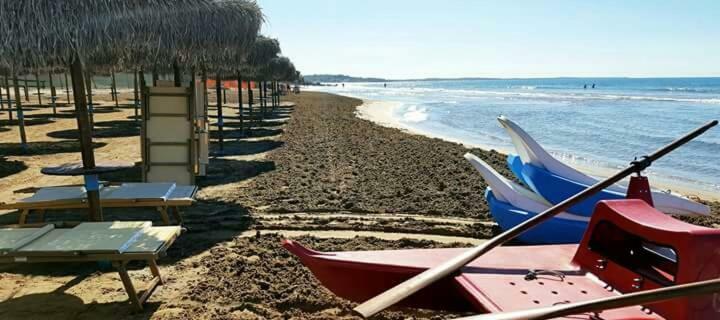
[0,221,182,310]
[0,183,197,225]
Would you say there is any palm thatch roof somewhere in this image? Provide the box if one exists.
[1,0,264,74]
[126,0,264,73]
[268,56,297,81]
[239,35,281,78]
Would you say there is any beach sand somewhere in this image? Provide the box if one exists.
[0,91,717,319]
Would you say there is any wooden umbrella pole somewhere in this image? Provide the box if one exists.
[69,58,102,221]
[248,80,254,132]
[258,81,264,119]
[111,70,119,108]
[173,60,182,87]
[137,70,145,120]
[4,72,12,120]
[35,72,42,105]
[23,79,28,101]
[0,76,4,111]
[271,81,275,110]
[48,72,56,116]
[262,80,268,118]
[457,277,720,320]
[133,70,139,119]
[201,68,209,120]
[84,70,94,128]
[237,71,244,134]
[216,73,224,152]
[152,71,159,87]
[277,82,282,106]
[12,74,28,150]
[64,72,71,104]
[353,120,719,318]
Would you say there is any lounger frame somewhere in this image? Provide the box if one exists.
[0,226,179,311]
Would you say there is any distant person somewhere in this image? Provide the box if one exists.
[583,84,587,89]
[342,83,345,87]
[592,83,596,89]
[384,83,387,88]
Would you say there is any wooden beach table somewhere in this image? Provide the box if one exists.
[0,221,182,310]
[0,183,197,225]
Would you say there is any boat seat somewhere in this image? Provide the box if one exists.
[573,199,720,320]
[455,243,662,319]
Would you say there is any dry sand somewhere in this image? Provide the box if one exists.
[0,90,718,319]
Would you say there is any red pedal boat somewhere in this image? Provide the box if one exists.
[284,199,720,319]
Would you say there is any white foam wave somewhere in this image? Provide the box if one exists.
[401,105,429,123]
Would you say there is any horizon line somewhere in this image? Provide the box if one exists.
[304,74,720,82]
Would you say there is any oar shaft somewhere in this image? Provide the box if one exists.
[354,120,718,318]
[457,277,720,320]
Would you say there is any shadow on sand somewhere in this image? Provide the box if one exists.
[0,118,55,127]
[210,140,284,157]
[0,158,28,178]
[0,141,107,156]
[59,107,120,115]
[0,277,160,319]
[24,113,78,119]
[210,128,283,140]
[47,120,140,139]
[198,158,276,188]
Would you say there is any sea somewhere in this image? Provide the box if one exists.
[310,78,720,196]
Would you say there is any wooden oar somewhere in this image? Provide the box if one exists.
[353,120,718,318]
[455,277,720,320]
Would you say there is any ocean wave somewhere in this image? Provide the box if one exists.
[314,84,720,105]
[649,87,720,94]
[450,89,720,105]
[401,105,429,123]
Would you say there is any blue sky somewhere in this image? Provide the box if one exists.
[258,1,720,79]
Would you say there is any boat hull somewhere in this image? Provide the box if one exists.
[284,239,665,319]
[520,160,625,216]
[506,153,528,185]
[486,189,587,244]
[282,239,474,312]
[498,115,709,216]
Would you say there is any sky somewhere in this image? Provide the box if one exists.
[258,0,720,79]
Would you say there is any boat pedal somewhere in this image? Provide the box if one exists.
[524,269,566,282]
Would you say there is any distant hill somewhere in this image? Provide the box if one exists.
[303,74,387,83]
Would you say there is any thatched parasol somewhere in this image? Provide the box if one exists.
[0,0,248,221]
[267,56,297,108]
[239,36,281,122]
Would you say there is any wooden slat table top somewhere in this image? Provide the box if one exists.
[0,223,181,258]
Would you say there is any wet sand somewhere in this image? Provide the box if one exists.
[0,90,718,319]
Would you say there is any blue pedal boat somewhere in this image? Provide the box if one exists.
[465,153,589,244]
[497,116,709,216]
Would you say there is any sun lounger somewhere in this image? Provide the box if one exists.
[0,221,182,310]
[0,183,197,225]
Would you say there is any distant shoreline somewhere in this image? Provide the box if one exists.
[305,75,720,84]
